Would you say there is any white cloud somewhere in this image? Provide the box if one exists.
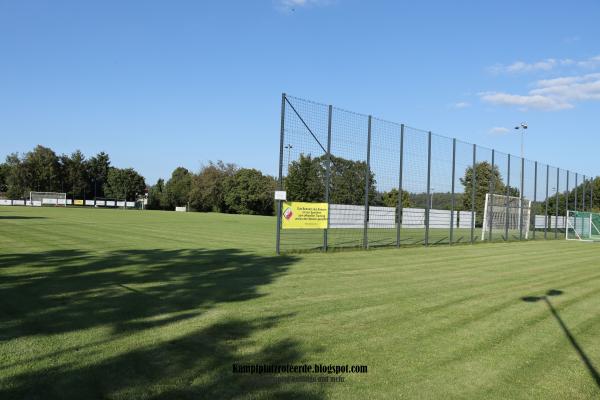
[488,55,600,74]
[275,0,335,12]
[480,72,600,111]
[451,101,470,109]
[488,127,510,135]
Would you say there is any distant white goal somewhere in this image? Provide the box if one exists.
[481,193,531,240]
[29,191,67,207]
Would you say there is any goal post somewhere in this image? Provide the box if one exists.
[29,191,67,207]
[481,193,531,240]
[566,210,600,241]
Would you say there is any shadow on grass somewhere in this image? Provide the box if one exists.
[0,248,324,399]
[522,289,600,388]
[0,216,47,220]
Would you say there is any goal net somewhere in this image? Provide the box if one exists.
[481,193,531,240]
[566,211,600,241]
[29,191,67,207]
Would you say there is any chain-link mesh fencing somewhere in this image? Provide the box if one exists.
[276,94,595,253]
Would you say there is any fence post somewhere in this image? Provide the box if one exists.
[533,161,537,239]
[450,138,456,245]
[488,150,495,242]
[566,171,570,216]
[583,175,586,211]
[504,154,511,241]
[397,124,404,248]
[425,131,432,246]
[364,116,372,249]
[590,178,594,211]
[555,168,559,239]
[323,105,333,251]
[519,157,525,240]
[471,144,476,243]
[545,165,549,239]
[276,93,286,255]
[575,173,579,211]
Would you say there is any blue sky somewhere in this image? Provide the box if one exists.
[1,0,599,184]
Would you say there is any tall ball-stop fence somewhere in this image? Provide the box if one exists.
[276,94,596,253]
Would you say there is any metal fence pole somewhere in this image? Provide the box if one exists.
[504,154,511,241]
[323,105,333,251]
[396,124,404,248]
[488,150,495,242]
[575,173,578,211]
[533,161,537,239]
[555,168,559,239]
[276,93,286,255]
[590,177,594,211]
[450,138,456,245]
[566,171,570,215]
[581,175,585,211]
[519,157,525,240]
[545,165,549,239]
[471,144,476,243]
[363,116,372,249]
[425,131,432,246]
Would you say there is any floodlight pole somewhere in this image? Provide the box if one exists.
[514,123,527,160]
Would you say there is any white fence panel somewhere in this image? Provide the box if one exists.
[329,204,364,229]
[0,199,12,206]
[429,209,452,229]
[117,201,126,207]
[368,206,396,228]
[534,215,547,229]
[402,208,425,229]
[85,200,95,206]
[126,201,135,208]
[458,211,474,228]
[106,201,116,207]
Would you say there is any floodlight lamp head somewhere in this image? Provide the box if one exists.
[521,123,528,129]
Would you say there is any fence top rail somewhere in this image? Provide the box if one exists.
[284,93,595,178]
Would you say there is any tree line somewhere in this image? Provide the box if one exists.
[2,147,596,218]
[146,161,277,215]
[0,145,145,201]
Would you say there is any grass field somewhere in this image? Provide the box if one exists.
[1,206,600,399]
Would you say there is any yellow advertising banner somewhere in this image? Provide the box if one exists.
[74,199,84,206]
[282,202,328,229]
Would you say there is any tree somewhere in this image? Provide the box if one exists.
[22,145,61,192]
[0,163,9,193]
[164,167,192,208]
[147,178,166,210]
[60,150,88,199]
[87,152,111,198]
[284,153,376,205]
[328,155,377,205]
[380,188,411,208]
[103,168,146,201]
[189,161,237,212]
[4,153,27,199]
[460,161,519,226]
[284,154,325,202]
[223,168,276,215]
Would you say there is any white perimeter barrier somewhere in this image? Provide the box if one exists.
[329,205,475,229]
[0,198,135,208]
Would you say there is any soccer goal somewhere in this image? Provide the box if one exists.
[481,193,531,240]
[566,211,600,241]
[29,191,67,207]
